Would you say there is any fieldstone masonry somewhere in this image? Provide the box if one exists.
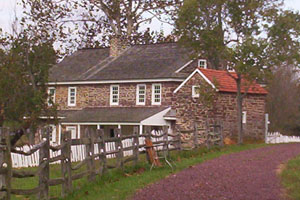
[53,73,266,142]
[55,82,179,110]
[173,73,266,140]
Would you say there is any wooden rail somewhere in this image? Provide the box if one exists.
[0,125,181,199]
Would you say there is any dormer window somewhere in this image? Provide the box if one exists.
[198,59,207,69]
[227,65,235,72]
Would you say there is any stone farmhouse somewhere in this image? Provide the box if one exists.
[47,41,267,144]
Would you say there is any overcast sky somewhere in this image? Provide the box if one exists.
[1,0,300,35]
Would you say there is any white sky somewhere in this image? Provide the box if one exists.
[0,0,300,35]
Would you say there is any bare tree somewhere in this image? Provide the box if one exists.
[267,67,300,136]
[21,0,181,52]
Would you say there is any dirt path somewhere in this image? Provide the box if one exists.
[132,144,300,200]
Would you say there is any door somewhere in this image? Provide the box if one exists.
[66,126,77,139]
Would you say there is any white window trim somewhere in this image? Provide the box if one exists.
[136,84,146,105]
[242,111,247,124]
[192,85,200,98]
[68,87,77,107]
[227,65,235,72]
[47,87,56,106]
[66,126,78,139]
[152,84,162,105]
[110,85,119,106]
[198,59,207,69]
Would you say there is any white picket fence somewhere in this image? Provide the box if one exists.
[266,132,300,144]
[11,130,169,168]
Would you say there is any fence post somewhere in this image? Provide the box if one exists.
[85,128,96,181]
[176,128,182,151]
[133,126,139,166]
[193,123,198,149]
[115,129,123,169]
[265,114,269,143]
[144,126,152,164]
[163,126,169,157]
[97,129,107,176]
[61,130,72,197]
[38,127,50,200]
[0,128,11,200]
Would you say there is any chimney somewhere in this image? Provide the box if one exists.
[110,36,129,57]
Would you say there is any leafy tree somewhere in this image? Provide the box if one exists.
[265,10,300,135]
[176,0,300,144]
[0,7,59,145]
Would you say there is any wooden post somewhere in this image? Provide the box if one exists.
[61,130,72,197]
[144,126,151,163]
[265,114,269,143]
[219,120,224,147]
[176,128,182,151]
[38,127,50,200]
[145,126,151,139]
[133,126,139,166]
[97,129,107,175]
[0,128,11,200]
[0,128,5,199]
[193,123,198,149]
[85,128,96,181]
[115,129,123,169]
[163,126,169,157]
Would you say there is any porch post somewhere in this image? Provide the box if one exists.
[139,124,143,135]
[58,124,62,145]
[78,124,81,138]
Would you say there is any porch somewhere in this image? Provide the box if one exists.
[50,107,176,145]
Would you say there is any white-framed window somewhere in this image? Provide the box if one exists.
[66,126,77,139]
[136,84,146,105]
[47,87,56,106]
[110,85,119,105]
[68,87,76,107]
[242,111,247,124]
[198,59,207,69]
[192,85,200,98]
[227,65,235,72]
[152,84,161,105]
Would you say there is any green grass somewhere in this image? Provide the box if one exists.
[280,155,300,200]
[64,144,267,200]
[11,143,267,200]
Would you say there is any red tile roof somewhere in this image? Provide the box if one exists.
[199,68,268,95]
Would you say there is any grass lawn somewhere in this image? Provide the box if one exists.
[280,155,300,200]
[11,143,267,200]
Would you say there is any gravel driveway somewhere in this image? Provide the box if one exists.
[132,144,300,200]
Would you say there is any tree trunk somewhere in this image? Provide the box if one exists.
[236,76,244,145]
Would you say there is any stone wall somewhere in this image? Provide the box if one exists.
[173,73,266,140]
[54,82,179,110]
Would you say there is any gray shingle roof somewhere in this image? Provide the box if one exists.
[59,107,168,123]
[49,43,192,82]
[164,109,176,118]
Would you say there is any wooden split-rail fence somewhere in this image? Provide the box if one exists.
[0,126,181,200]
